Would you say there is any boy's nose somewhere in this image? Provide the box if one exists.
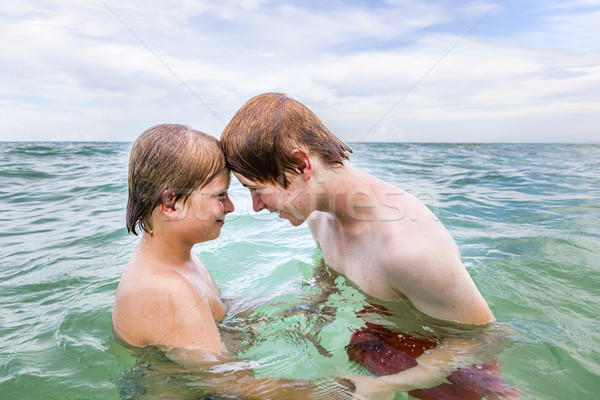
[251,192,265,212]
[224,195,234,213]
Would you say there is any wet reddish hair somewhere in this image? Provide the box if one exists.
[220,93,352,188]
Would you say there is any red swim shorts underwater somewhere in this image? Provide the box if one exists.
[346,308,519,400]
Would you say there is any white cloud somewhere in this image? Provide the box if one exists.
[0,0,598,142]
[540,10,600,52]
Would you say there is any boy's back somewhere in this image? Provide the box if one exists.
[307,170,493,324]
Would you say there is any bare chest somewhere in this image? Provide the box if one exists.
[316,229,406,301]
[183,271,225,321]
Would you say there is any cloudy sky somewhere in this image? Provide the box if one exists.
[1,0,599,142]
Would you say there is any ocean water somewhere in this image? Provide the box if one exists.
[1,141,599,399]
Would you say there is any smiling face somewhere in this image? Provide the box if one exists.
[180,169,235,242]
[233,172,310,226]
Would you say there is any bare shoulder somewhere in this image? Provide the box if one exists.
[114,268,195,327]
[118,267,193,301]
[113,267,219,348]
[379,199,457,261]
[378,212,493,324]
[138,269,209,318]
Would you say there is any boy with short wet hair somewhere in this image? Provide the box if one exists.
[221,93,493,322]
[221,93,518,399]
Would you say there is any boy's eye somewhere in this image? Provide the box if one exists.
[250,186,266,194]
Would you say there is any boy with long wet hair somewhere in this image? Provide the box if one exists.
[114,123,233,358]
[113,124,349,398]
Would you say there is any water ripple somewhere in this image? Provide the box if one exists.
[1,142,599,399]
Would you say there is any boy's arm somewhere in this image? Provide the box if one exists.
[154,283,353,399]
[153,361,355,400]
[347,255,501,396]
[343,244,497,396]
[148,274,223,358]
[345,336,490,397]
[384,242,494,325]
[150,276,354,399]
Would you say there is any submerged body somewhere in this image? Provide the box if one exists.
[235,163,494,326]
[114,125,234,362]
[346,302,519,400]
[112,237,226,358]
[113,124,349,399]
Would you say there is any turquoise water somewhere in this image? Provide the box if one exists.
[1,142,599,399]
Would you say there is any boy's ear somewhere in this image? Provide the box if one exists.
[159,189,182,219]
[290,148,313,181]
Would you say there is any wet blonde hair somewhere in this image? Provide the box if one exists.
[221,92,352,188]
[126,124,226,235]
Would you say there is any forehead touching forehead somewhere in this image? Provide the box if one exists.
[210,168,231,187]
[233,171,262,188]
[221,92,352,189]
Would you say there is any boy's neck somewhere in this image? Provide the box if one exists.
[139,230,195,268]
[315,163,380,226]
